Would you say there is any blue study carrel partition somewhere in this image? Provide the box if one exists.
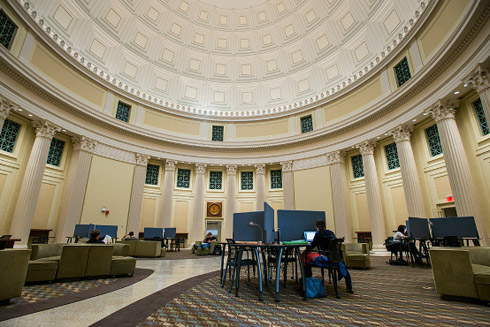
[277,209,326,242]
[233,211,264,242]
[73,224,95,238]
[95,224,118,238]
[144,227,163,239]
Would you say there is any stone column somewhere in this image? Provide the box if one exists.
[326,151,353,242]
[388,125,426,218]
[126,153,150,235]
[355,141,387,250]
[255,164,266,211]
[426,100,489,246]
[190,163,206,244]
[159,160,177,228]
[9,120,61,247]
[224,165,237,239]
[54,136,97,243]
[280,161,295,210]
[464,65,490,122]
[0,99,14,132]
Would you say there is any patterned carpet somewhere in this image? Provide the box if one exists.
[106,257,490,327]
[141,249,221,260]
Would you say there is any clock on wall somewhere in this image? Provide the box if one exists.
[207,202,222,217]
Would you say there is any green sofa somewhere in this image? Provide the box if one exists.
[342,243,370,269]
[120,240,166,257]
[429,247,490,301]
[195,241,219,256]
[0,249,31,303]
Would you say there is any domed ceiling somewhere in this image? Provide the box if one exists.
[22,0,427,118]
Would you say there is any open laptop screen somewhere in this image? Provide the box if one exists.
[304,231,316,242]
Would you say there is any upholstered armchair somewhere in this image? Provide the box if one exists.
[0,249,31,303]
[342,243,370,269]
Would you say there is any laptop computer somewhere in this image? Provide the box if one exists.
[304,231,316,242]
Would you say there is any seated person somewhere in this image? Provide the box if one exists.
[303,220,353,293]
[122,231,138,241]
[86,230,104,244]
[194,232,217,250]
[392,224,421,264]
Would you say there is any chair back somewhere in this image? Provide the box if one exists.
[312,235,334,252]
[327,238,345,264]
[225,239,237,263]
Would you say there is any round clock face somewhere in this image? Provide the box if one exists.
[209,203,221,216]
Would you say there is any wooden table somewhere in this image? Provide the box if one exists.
[355,231,372,249]
[0,238,21,249]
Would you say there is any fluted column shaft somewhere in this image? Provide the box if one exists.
[281,161,295,210]
[0,99,13,132]
[126,154,150,235]
[327,151,353,242]
[224,165,237,239]
[426,101,489,246]
[10,121,60,247]
[356,141,386,249]
[389,126,426,218]
[160,160,177,227]
[54,137,96,243]
[465,65,490,122]
[190,163,206,243]
[255,164,266,211]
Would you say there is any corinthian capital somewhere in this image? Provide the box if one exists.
[355,141,376,156]
[165,160,178,171]
[73,136,97,153]
[464,65,489,93]
[254,164,266,175]
[0,99,14,120]
[135,153,150,166]
[389,125,413,143]
[195,163,207,174]
[226,165,237,176]
[326,151,345,165]
[34,120,61,139]
[425,100,458,123]
[280,160,293,172]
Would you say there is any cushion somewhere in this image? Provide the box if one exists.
[346,254,368,260]
[472,264,490,284]
[38,256,60,262]
[27,260,58,271]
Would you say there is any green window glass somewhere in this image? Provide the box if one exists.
[0,10,17,49]
[240,171,254,190]
[115,101,131,122]
[385,142,400,170]
[46,138,65,166]
[425,124,443,157]
[145,164,160,185]
[212,125,224,141]
[209,171,223,190]
[394,57,411,87]
[270,169,282,189]
[473,98,489,136]
[0,118,21,153]
[301,115,313,133]
[351,154,364,178]
[176,168,191,188]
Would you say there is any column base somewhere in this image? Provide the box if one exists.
[370,245,389,256]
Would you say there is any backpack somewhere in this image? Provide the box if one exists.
[213,244,222,255]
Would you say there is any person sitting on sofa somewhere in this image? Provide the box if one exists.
[194,232,216,250]
[86,230,104,244]
[122,231,138,241]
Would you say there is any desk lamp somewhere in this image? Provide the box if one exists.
[248,222,264,243]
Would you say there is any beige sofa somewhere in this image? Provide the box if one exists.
[120,240,166,257]
[0,249,31,303]
[342,243,370,269]
[430,247,490,301]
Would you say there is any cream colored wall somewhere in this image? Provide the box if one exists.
[293,166,334,231]
[80,155,134,238]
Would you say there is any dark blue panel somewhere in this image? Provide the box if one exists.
[144,227,163,239]
[73,224,95,238]
[95,225,118,238]
[408,217,431,240]
[233,211,264,242]
[164,227,177,239]
[277,210,326,241]
[429,216,479,239]
[264,202,275,244]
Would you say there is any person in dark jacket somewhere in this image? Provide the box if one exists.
[86,230,104,244]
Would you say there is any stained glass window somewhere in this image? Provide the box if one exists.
[352,154,364,178]
[176,168,191,188]
[241,171,254,190]
[0,10,17,49]
[115,101,131,122]
[425,124,443,157]
[385,142,400,170]
[46,138,65,166]
[301,115,313,133]
[473,98,489,136]
[0,118,21,153]
[212,125,224,141]
[394,57,411,87]
[209,171,223,190]
[145,164,160,185]
[270,169,282,189]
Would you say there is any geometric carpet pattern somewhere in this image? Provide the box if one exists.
[137,257,490,326]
